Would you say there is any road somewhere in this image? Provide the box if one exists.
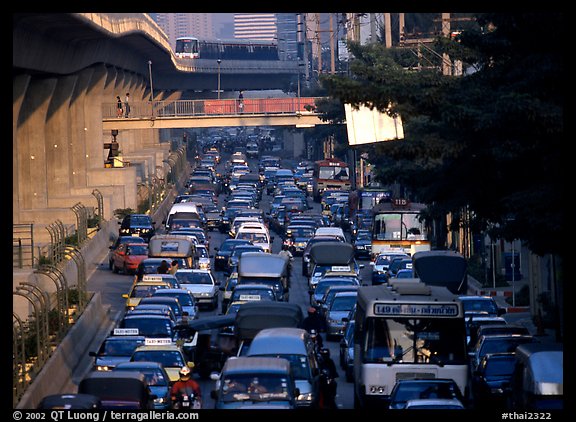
[85,151,373,409]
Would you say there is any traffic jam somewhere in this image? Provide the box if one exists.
[39,128,562,411]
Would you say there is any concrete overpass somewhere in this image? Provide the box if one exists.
[13,13,314,237]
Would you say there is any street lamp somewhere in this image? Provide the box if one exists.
[217,59,222,100]
[148,60,154,116]
[148,60,154,100]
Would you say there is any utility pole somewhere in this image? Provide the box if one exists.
[315,13,322,75]
[329,13,335,74]
[399,13,405,45]
[370,13,377,43]
[441,13,452,76]
[384,13,392,48]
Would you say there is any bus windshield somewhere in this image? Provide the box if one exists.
[373,212,426,241]
[362,317,467,365]
[318,166,349,180]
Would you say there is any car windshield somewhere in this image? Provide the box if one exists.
[483,358,516,377]
[330,295,357,312]
[131,351,185,368]
[119,367,169,386]
[391,381,461,405]
[126,245,148,255]
[231,288,275,302]
[255,354,311,381]
[102,339,143,356]
[121,318,173,338]
[221,374,291,402]
[462,299,498,315]
[175,271,214,285]
[130,284,166,298]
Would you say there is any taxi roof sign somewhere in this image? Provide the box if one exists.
[144,338,173,346]
[114,328,139,335]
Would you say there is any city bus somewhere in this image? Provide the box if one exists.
[312,158,352,202]
[353,283,468,409]
[370,199,430,257]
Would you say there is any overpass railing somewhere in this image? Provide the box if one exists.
[103,97,322,119]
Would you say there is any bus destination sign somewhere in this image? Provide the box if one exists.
[374,303,459,317]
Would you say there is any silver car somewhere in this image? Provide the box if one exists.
[173,269,219,310]
[325,291,358,340]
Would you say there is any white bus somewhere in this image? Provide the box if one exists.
[353,282,468,409]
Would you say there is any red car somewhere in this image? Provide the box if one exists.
[111,243,149,275]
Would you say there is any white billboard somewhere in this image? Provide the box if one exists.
[344,103,404,145]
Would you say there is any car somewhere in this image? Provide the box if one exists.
[229,283,278,304]
[213,238,252,271]
[339,319,355,382]
[471,352,516,408]
[114,361,172,409]
[318,284,360,319]
[459,295,506,318]
[310,276,360,308]
[152,288,199,321]
[245,327,320,408]
[352,229,372,259]
[469,334,535,373]
[110,242,149,275]
[370,251,410,285]
[128,303,178,324]
[108,236,146,270]
[173,269,219,310]
[118,314,176,341]
[388,378,466,409]
[37,394,102,409]
[283,224,316,256]
[118,213,156,242]
[122,280,172,310]
[466,316,508,347]
[324,291,358,340]
[225,244,265,275]
[404,398,465,409]
[384,257,413,281]
[130,341,194,383]
[78,371,157,409]
[138,296,186,325]
[210,356,300,409]
[88,333,146,371]
[193,244,211,270]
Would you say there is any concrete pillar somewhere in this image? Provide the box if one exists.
[85,65,108,172]
[45,75,77,197]
[69,68,94,189]
[16,76,58,210]
[13,74,31,223]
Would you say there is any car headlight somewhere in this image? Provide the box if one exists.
[297,392,313,402]
[96,365,112,371]
[154,397,167,404]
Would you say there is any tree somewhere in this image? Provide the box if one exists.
[320,13,563,256]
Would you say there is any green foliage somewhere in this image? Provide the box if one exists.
[113,208,135,220]
[320,13,563,256]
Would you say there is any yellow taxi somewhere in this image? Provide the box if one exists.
[130,339,194,383]
[122,280,172,310]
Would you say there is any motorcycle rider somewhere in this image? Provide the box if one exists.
[170,365,202,409]
[317,348,338,409]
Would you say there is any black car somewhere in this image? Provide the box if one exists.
[471,352,516,408]
[352,229,372,259]
[213,238,252,272]
[118,214,156,241]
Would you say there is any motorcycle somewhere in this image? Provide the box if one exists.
[318,367,338,409]
[173,388,202,410]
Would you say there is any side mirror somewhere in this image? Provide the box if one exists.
[293,387,300,397]
[210,372,220,381]
[122,294,129,299]
[210,390,218,400]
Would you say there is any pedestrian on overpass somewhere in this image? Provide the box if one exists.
[116,96,123,117]
[124,92,131,118]
[238,90,244,113]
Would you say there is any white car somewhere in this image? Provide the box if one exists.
[173,269,219,310]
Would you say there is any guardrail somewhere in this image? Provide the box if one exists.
[102,97,321,119]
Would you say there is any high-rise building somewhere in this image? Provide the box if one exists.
[149,13,214,50]
[275,13,298,61]
[234,13,277,41]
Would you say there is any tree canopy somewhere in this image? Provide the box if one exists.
[320,13,563,256]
